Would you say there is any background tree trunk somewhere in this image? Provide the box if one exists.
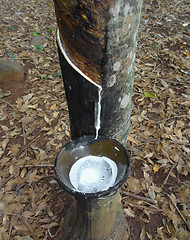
[54,0,143,145]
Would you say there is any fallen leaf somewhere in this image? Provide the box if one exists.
[1,125,9,131]
[144,152,154,158]
[147,121,155,126]
[14,236,34,240]
[8,144,21,156]
[140,225,146,240]
[5,177,21,192]
[50,104,56,110]
[153,163,159,173]
[9,165,15,175]
[37,201,47,211]
[28,169,37,186]
[128,134,140,145]
[144,92,156,98]
[48,222,58,229]
[47,208,54,217]
[23,93,33,102]
[2,134,9,151]
[127,177,142,194]
[20,168,27,178]
[123,207,135,217]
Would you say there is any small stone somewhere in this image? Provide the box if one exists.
[0,59,24,84]
[29,35,45,46]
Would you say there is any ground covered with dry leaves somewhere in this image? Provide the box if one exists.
[0,0,190,239]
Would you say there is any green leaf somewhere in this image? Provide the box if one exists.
[6,25,15,29]
[7,52,16,59]
[39,75,45,79]
[53,71,62,78]
[144,92,156,98]
[50,28,54,32]
[33,32,37,36]
[35,45,41,53]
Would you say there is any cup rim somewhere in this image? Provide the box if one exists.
[54,135,131,199]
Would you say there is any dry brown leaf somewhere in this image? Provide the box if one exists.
[37,201,47,211]
[8,144,21,156]
[9,165,15,175]
[148,186,155,200]
[28,169,38,186]
[153,163,159,173]
[123,207,135,217]
[48,222,59,229]
[14,236,34,240]
[1,0,189,239]
[140,225,146,240]
[50,104,56,110]
[1,125,9,131]
[2,134,9,151]
[126,177,142,194]
[20,168,27,179]
[127,134,140,145]
[47,208,54,217]
[5,177,21,192]
[6,202,24,214]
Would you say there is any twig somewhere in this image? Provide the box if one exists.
[1,163,54,168]
[167,194,190,230]
[21,122,26,146]
[177,146,189,159]
[154,63,161,71]
[125,202,165,213]
[152,115,189,126]
[162,163,177,187]
[121,190,156,204]
[36,174,54,183]
[160,78,190,86]
[2,175,14,187]
[16,164,54,168]
[48,227,58,238]
[7,213,36,219]
[0,99,18,112]
[8,215,16,240]
[15,135,40,158]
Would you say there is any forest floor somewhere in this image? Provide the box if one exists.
[0,0,189,239]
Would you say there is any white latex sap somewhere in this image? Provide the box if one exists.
[69,155,118,193]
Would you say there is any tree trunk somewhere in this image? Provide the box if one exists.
[53,0,143,145]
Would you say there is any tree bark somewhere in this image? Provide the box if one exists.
[54,0,143,145]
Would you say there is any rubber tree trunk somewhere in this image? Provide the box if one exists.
[53,0,143,146]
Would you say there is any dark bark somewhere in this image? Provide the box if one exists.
[58,46,99,139]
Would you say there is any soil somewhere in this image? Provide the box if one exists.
[0,0,189,239]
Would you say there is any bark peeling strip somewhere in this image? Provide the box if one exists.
[57,28,102,90]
